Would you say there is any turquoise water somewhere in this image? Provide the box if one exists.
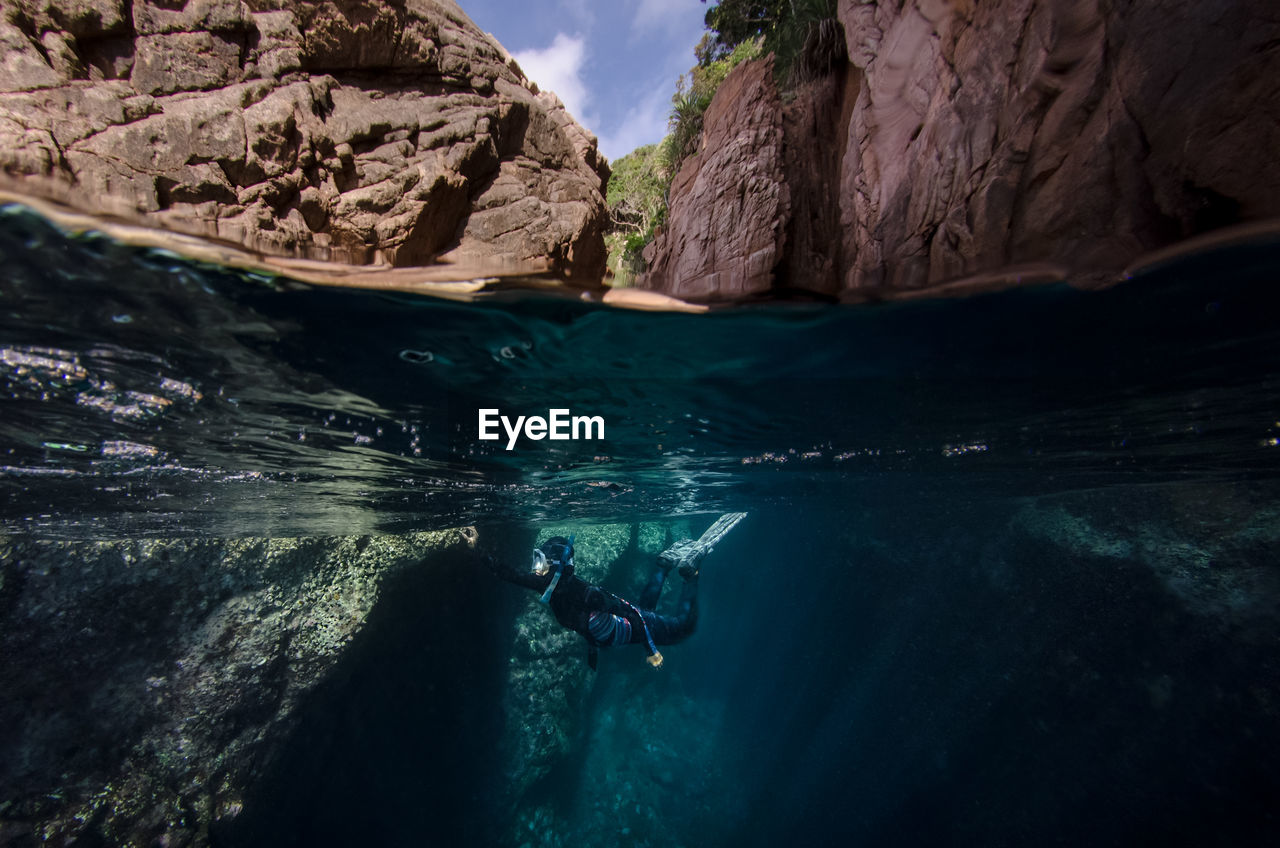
[2,205,1279,845]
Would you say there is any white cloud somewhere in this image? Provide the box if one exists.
[513,33,592,125]
[596,85,672,162]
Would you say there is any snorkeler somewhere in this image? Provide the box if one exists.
[488,513,746,670]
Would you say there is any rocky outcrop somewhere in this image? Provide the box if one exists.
[0,529,473,846]
[0,0,608,277]
[643,0,1280,300]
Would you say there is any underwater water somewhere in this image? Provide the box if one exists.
[1,203,1278,846]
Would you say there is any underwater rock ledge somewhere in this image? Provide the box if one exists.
[0,520,694,846]
[0,529,471,846]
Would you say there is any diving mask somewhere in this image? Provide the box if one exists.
[531,548,550,576]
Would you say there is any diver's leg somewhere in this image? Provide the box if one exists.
[637,558,672,609]
[640,575,698,645]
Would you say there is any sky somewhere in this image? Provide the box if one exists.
[457,0,712,162]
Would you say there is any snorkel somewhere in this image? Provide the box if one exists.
[538,561,563,604]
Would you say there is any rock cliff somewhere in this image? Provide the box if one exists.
[642,0,1280,300]
[0,0,608,277]
[640,57,789,300]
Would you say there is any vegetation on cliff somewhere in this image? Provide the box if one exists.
[702,0,844,86]
[663,38,765,169]
[604,144,668,284]
[603,39,762,284]
[602,1,843,285]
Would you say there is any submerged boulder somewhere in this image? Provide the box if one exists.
[498,521,689,842]
[0,529,473,845]
[497,523,635,800]
[0,0,608,278]
[0,496,691,846]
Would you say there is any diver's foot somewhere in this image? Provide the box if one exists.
[678,560,700,581]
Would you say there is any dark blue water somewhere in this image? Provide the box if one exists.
[2,204,1278,845]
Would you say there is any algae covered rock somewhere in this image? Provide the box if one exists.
[1013,494,1280,638]
[0,527,472,846]
[0,517,722,845]
[534,521,633,584]
[509,687,740,848]
[638,520,686,556]
[494,517,715,832]
[497,524,632,802]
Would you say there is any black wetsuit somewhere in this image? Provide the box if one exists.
[490,555,697,665]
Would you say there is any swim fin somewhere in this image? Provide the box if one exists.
[659,512,747,574]
[697,512,747,549]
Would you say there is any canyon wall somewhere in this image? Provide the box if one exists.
[639,58,789,300]
[0,0,609,277]
[642,0,1280,300]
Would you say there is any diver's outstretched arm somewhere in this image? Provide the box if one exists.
[482,551,548,591]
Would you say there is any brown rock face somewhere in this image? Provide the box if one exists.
[0,0,609,277]
[639,57,788,300]
[643,0,1280,300]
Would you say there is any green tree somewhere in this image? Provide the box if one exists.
[604,144,669,285]
[701,0,844,85]
[607,144,667,237]
[701,0,787,61]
